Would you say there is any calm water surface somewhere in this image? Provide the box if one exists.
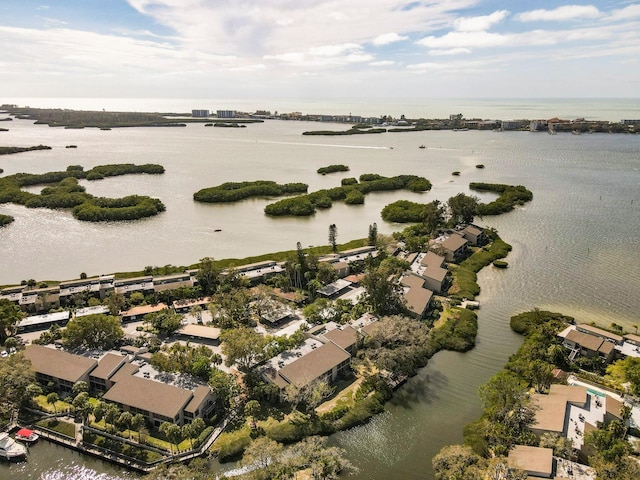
[0,110,639,479]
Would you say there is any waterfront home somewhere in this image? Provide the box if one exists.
[102,371,215,427]
[435,235,468,263]
[19,286,60,313]
[262,339,351,390]
[153,272,195,292]
[507,445,553,478]
[307,322,359,356]
[119,303,168,323]
[457,224,488,246]
[531,384,624,459]
[222,260,284,284]
[410,252,449,293]
[399,272,434,319]
[558,324,620,363]
[114,276,154,296]
[59,275,115,303]
[25,344,216,427]
[24,344,98,393]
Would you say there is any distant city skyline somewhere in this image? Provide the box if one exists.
[1,1,639,99]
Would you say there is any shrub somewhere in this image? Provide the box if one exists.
[344,190,365,205]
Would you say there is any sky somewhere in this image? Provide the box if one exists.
[1,0,639,99]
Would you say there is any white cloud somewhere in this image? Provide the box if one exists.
[372,32,408,46]
[607,4,640,21]
[517,5,601,22]
[369,60,396,66]
[429,47,471,56]
[453,10,509,31]
[417,31,508,49]
[309,43,362,57]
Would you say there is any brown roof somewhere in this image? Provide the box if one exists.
[400,272,425,289]
[360,321,379,337]
[606,396,623,419]
[176,324,221,340]
[343,273,365,284]
[278,342,350,386]
[462,225,483,236]
[532,393,567,433]
[508,445,553,477]
[624,333,640,345]
[565,329,605,352]
[323,326,358,351]
[90,353,127,380]
[549,384,588,405]
[423,265,447,282]
[110,362,139,383]
[405,252,418,264]
[420,251,445,268]
[441,235,468,252]
[598,341,614,355]
[576,324,623,343]
[403,286,433,317]
[121,303,168,317]
[24,345,97,384]
[184,385,212,413]
[103,374,193,419]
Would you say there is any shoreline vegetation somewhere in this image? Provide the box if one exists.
[0,163,166,223]
[264,174,432,217]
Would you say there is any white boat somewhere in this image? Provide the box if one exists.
[15,428,39,443]
[0,432,27,459]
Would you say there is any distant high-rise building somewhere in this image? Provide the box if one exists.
[191,109,209,117]
[216,110,236,118]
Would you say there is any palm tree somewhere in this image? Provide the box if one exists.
[130,413,145,443]
[160,421,182,455]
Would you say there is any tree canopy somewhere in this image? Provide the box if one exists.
[62,313,124,349]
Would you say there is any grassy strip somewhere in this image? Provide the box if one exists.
[37,418,76,438]
[302,127,386,135]
[448,231,512,300]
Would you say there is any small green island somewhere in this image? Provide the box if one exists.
[0,145,52,155]
[0,163,166,223]
[193,180,308,203]
[264,174,432,217]
[317,164,349,175]
[381,183,533,224]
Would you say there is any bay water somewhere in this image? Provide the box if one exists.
[0,100,638,478]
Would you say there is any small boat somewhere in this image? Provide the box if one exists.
[0,432,27,459]
[419,145,426,149]
[15,428,39,443]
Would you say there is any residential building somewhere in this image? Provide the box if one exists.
[458,224,487,246]
[216,110,236,118]
[59,275,114,303]
[191,109,209,117]
[25,344,216,427]
[153,273,195,292]
[114,276,154,296]
[437,235,468,263]
[399,272,434,319]
[24,344,98,393]
[558,324,620,363]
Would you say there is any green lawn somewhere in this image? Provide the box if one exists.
[34,394,72,414]
[37,418,76,438]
